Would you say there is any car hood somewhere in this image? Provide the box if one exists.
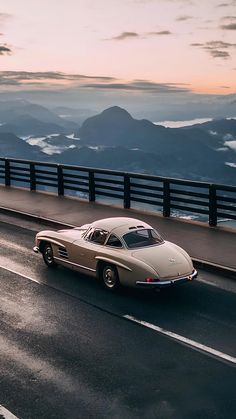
[58,228,86,242]
[131,241,193,279]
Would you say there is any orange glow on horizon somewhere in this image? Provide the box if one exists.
[191,85,236,95]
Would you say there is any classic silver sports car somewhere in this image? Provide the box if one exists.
[33,217,197,290]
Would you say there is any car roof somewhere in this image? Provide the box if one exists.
[90,217,153,236]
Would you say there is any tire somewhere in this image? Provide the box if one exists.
[101,264,120,291]
[42,243,57,268]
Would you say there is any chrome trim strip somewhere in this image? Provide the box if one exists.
[136,269,198,287]
[33,246,39,253]
[54,257,96,272]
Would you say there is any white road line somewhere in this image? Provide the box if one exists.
[1,263,236,366]
[0,405,19,419]
[0,264,41,285]
[124,315,236,366]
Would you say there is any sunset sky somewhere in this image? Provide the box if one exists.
[0,0,236,105]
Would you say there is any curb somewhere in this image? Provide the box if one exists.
[0,206,235,279]
[0,206,74,230]
[192,259,236,280]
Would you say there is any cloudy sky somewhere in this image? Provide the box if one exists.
[0,0,235,103]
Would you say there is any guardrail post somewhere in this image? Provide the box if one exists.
[5,159,10,187]
[124,174,130,209]
[209,184,217,226]
[163,180,170,217]
[89,171,95,202]
[57,165,64,196]
[30,162,36,191]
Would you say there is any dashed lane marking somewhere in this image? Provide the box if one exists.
[124,315,236,366]
[0,405,19,419]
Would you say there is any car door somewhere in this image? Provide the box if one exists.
[71,227,108,273]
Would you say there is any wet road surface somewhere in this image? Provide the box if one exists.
[0,218,236,419]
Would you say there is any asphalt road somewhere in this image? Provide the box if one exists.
[0,217,236,419]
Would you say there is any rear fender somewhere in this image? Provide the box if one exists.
[95,256,132,272]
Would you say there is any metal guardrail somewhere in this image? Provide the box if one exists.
[0,157,236,226]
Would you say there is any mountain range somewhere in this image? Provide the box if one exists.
[0,100,235,185]
[0,100,79,136]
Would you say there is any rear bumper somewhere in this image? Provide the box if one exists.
[136,269,198,288]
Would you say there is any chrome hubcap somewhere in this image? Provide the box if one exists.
[45,246,53,263]
[103,267,116,288]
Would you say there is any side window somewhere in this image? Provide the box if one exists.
[106,234,123,248]
[87,228,108,245]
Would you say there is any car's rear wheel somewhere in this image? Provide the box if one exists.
[42,243,57,268]
[101,264,120,291]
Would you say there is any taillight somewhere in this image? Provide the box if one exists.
[146,277,155,283]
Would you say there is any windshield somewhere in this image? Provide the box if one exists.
[123,229,164,249]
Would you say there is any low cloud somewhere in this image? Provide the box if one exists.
[0,44,11,55]
[221,22,236,29]
[191,40,236,59]
[0,78,19,85]
[147,30,172,35]
[0,71,115,83]
[210,50,230,58]
[217,1,236,6]
[176,15,193,21]
[108,30,172,41]
[0,71,192,94]
[111,32,139,40]
[220,15,236,20]
[81,80,191,93]
[217,2,230,6]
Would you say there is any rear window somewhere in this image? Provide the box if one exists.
[123,229,164,249]
[106,234,123,248]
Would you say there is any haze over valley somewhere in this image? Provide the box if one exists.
[0,99,235,185]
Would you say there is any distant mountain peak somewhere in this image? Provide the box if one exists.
[79,106,134,135]
[100,106,133,121]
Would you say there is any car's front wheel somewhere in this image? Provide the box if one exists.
[42,243,57,268]
[101,264,120,291]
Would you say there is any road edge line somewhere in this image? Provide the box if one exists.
[124,314,236,366]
